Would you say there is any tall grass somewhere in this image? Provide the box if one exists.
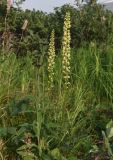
[0,41,113,159]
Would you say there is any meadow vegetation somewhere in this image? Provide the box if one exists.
[0,0,113,159]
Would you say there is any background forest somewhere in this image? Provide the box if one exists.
[0,0,113,159]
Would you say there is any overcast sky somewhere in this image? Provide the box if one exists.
[21,0,113,12]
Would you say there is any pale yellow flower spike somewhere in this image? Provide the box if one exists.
[48,29,55,89]
[62,12,71,88]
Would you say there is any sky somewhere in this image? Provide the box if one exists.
[21,0,74,12]
[21,0,113,12]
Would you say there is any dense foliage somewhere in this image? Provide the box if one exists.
[0,0,113,160]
